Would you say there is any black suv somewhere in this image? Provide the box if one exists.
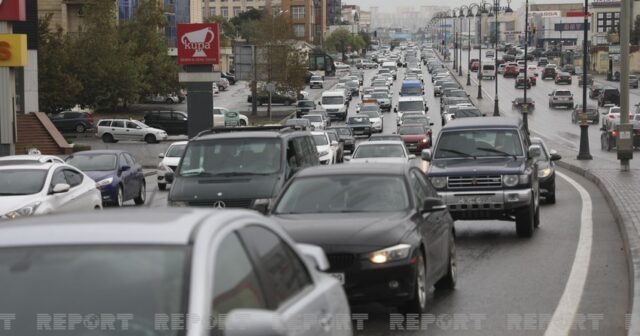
[143,110,188,135]
[167,127,319,213]
[598,88,621,107]
[423,117,542,237]
[541,66,556,80]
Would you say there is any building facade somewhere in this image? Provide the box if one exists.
[202,0,267,19]
[326,0,341,26]
[281,0,326,43]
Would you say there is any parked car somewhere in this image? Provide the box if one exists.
[571,104,600,124]
[220,71,236,85]
[309,75,324,88]
[49,111,94,133]
[97,119,167,144]
[213,107,249,126]
[531,137,561,204]
[334,61,350,70]
[0,208,352,336]
[144,93,180,104]
[217,78,230,91]
[247,90,298,106]
[270,163,457,314]
[66,150,146,207]
[143,110,188,135]
[0,160,102,219]
[598,88,621,107]
[157,141,188,191]
[548,89,575,109]
[0,154,64,165]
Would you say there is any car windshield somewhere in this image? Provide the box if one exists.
[435,130,524,159]
[274,175,410,214]
[398,101,424,111]
[399,126,424,135]
[0,245,187,335]
[322,96,343,105]
[303,115,322,122]
[179,139,282,176]
[404,116,428,124]
[311,76,322,81]
[286,119,309,126]
[454,109,482,118]
[348,117,369,124]
[0,169,47,196]
[313,134,329,146]
[371,93,388,99]
[166,144,187,158]
[66,154,118,171]
[361,111,380,118]
[298,101,314,107]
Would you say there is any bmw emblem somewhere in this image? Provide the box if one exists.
[213,201,226,209]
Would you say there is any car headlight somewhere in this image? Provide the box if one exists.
[318,151,330,156]
[430,176,447,189]
[502,174,519,187]
[95,177,114,188]
[5,201,42,219]
[422,138,428,143]
[539,168,552,178]
[369,244,412,264]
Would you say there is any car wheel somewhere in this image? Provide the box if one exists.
[239,119,247,126]
[399,250,428,314]
[75,124,86,133]
[165,98,174,104]
[435,234,457,290]
[145,134,157,144]
[134,182,146,205]
[102,133,114,143]
[115,186,124,207]
[158,183,167,191]
[515,201,535,238]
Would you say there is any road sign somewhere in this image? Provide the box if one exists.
[177,23,220,65]
[565,11,591,17]
[530,11,561,18]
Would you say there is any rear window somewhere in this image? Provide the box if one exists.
[98,120,111,127]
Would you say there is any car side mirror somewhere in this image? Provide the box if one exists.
[344,155,352,162]
[52,183,70,194]
[528,145,542,159]
[158,153,165,159]
[120,165,131,172]
[165,172,174,184]
[422,197,447,213]
[296,243,330,271]
[225,309,287,336]
[331,140,338,146]
[408,154,416,160]
[550,150,562,161]
[421,149,432,161]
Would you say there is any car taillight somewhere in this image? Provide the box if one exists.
[84,113,93,124]
[609,115,615,119]
[553,97,558,100]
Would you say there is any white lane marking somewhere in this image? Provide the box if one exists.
[544,171,593,336]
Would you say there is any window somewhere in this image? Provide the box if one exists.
[210,7,216,15]
[49,169,67,189]
[291,6,305,19]
[124,153,137,167]
[233,6,241,16]
[293,137,311,168]
[126,121,141,129]
[239,226,311,307]
[410,170,428,205]
[221,7,228,17]
[111,120,124,128]
[212,233,267,321]
[293,24,305,38]
[63,169,83,187]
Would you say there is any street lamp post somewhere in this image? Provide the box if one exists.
[453,10,458,69]
[458,9,464,76]
[491,0,512,116]
[476,2,488,99]
[465,6,473,86]
[522,0,530,133]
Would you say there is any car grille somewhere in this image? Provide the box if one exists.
[447,175,502,189]
[188,199,253,208]
[327,253,356,270]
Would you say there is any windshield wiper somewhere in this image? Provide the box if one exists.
[180,171,214,177]
[438,148,476,159]
[476,147,517,159]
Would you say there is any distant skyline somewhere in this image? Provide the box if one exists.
[346,0,585,12]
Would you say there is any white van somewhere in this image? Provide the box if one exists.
[480,63,496,79]
[382,61,398,79]
[319,90,348,121]
[395,96,427,124]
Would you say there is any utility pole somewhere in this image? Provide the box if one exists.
[522,0,529,134]
[577,0,593,160]
[617,0,633,168]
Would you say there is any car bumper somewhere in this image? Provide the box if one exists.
[438,188,532,220]
[404,141,430,153]
[539,175,555,196]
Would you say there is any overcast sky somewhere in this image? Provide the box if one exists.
[348,0,584,12]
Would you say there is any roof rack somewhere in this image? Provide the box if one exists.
[194,125,305,138]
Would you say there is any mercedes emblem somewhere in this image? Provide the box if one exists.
[213,201,226,209]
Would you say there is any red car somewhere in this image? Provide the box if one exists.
[398,124,432,153]
[470,61,480,72]
[504,65,519,78]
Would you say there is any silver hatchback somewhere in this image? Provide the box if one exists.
[0,209,352,336]
[97,119,167,143]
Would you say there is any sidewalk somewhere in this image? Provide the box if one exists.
[436,51,640,336]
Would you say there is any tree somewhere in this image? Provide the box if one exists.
[230,8,264,32]
[325,28,353,60]
[205,15,237,46]
[38,15,82,113]
[358,31,372,53]
[72,0,141,111]
[120,0,179,98]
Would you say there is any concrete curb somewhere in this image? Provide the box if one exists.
[434,50,639,335]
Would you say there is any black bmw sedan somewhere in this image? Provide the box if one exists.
[270,163,456,313]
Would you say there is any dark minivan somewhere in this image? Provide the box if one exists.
[143,110,188,135]
[166,127,319,213]
[50,111,94,133]
[598,88,620,107]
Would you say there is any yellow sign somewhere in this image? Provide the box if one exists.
[0,34,27,67]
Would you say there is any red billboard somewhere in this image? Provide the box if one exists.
[0,0,26,22]
[177,23,220,65]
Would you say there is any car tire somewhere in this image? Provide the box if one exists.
[165,98,174,104]
[114,186,124,207]
[399,250,428,314]
[134,182,146,205]
[145,134,157,144]
[75,124,86,133]
[239,119,247,126]
[434,234,457,291]
[515,201,535,238]
[102,133,114,143]
[158,183,167,191]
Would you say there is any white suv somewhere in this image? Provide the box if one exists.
[97,119,167,143]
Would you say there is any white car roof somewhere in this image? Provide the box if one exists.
[357,140,405,146]
[0,155,64,164]
[398,96,425,102]
[0,162,57,170]
[322,90,345,96]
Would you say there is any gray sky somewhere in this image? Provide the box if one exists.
[348,0,582,12]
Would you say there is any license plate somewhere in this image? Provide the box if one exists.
[329,273,345,285]
[457,196,492,205]
[354,131,363,134]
